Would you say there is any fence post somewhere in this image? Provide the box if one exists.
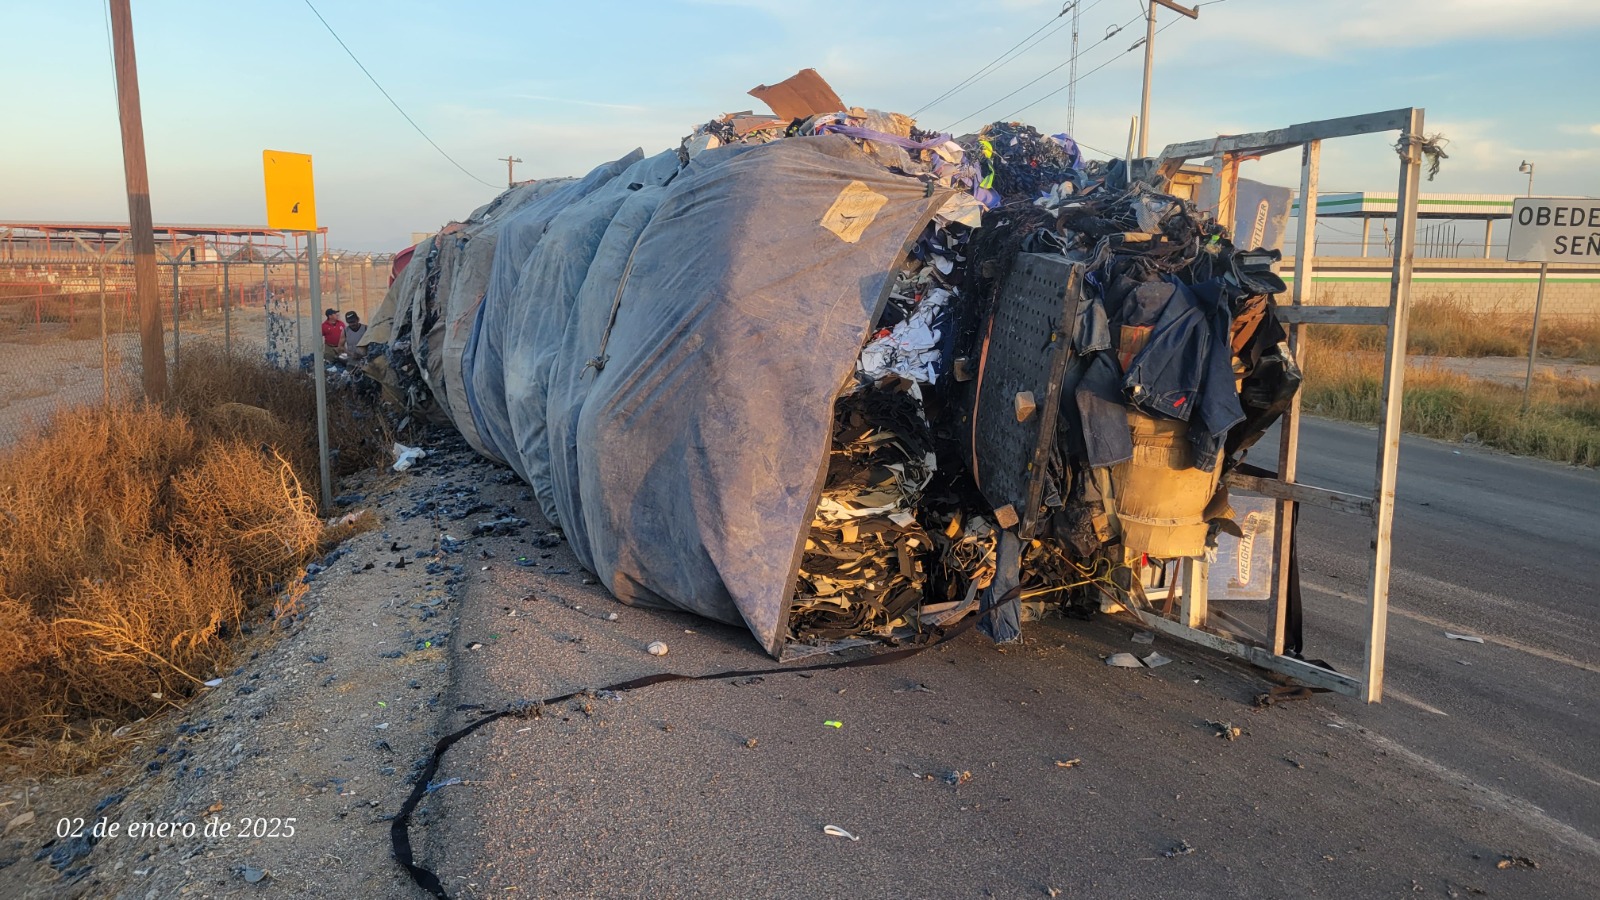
[223,259,231,356]
[262,261,270,358]
[170,260,180,366]
[100,263,110,404]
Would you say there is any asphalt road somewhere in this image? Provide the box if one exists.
[420,417,1598,899]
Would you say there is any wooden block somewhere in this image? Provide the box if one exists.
[993,504,1019,529]
[1014,391,1036,422]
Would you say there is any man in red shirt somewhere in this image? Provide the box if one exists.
[320,308,344,360]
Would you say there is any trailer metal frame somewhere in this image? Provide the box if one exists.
[1146,107,1426,703]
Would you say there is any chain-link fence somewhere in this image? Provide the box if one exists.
[0,253,392,446]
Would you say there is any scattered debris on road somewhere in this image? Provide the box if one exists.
[1163,840,1196,858]
[1496,855,1538,870]
[391,441,426,471]
[1445,632,1486,643]
[823,825,861,842]
[1206,720,1243,741]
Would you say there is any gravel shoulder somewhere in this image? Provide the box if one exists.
[0,431,509,898]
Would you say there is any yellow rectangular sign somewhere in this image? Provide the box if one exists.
[262,150,318,231]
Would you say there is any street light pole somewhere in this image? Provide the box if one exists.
[1136,0,1199,158]
[1518,159,1535,197]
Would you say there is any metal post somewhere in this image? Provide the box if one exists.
[293,254,303,359]
[99,263,110,404]
[222,259,231,356]
[1269,140,1319,656]
[1522,262,1549,413]
[1483,219,1494,259]
[262,260,270,355]
[1360,217,1371,258]
[170,261,180,366]
[307,233,333,510]
[1366,110,1425,703]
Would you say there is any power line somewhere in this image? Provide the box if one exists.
[912,11,1063,116]
[302,0,499,190]
[943,8,1144,133]
[993,8,1199,131]
[914,2,1111,117]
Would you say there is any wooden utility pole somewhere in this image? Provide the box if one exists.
[498,154,522,188]
[1137,0,1199,158]
[109,0,168,401]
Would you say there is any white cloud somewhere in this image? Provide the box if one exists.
[1199,0,1600,56]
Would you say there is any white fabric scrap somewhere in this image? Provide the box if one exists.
[935,192,985,227]
[858,288,952,385]
[392,442,426,472]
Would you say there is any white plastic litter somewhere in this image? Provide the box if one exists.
[857,287,952,385]
[1142,652,1172,668]
[1444,632,1485,643]
[647,641,669,656]
[1105,652,1143,668]
[392,442,427,472]
[823,825,861,841]
[203,678,224,688]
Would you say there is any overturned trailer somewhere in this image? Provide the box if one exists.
[364,74,1424,701]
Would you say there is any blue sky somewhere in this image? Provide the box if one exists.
[1,0,1596,251]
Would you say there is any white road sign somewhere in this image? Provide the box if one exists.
[1506,197,1600,262]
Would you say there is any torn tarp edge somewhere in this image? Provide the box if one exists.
[769,188,955,658]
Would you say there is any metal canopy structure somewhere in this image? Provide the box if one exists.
[0,221,328,263]
[1287,192,1525,259]
[1150,107,1425,703]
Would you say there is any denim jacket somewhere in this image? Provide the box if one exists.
[1120,277,1243,472]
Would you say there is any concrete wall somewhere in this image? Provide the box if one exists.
[1280,257,1600,319]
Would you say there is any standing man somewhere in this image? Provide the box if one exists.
[320,307,344,361]
[342,310,369,363]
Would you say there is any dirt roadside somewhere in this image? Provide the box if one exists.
[0,431,535,898]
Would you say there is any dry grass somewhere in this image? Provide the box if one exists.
[0,406,321,754]
[1312,293,1600,364]
[169,342,394,501]
[171,443,322,592]
[321,508,379,550]
[1301,341,1600,467]
[0,387,372,771]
